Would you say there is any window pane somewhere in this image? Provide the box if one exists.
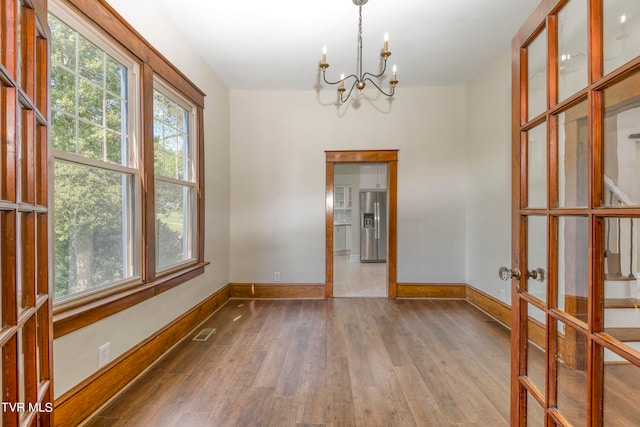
[603,356,640,424]
[156,180,194,270]
[557,101,588,207]
[556,321,588,426]
[50,12,130,167]
[54,161,135,299]
[527,122,547,208]
[78,36,104,86]
[603,70,640,206]
[527,303,546,397]
[527,216,547,302]
[528,29,547,120]
[558,0,588,101]
[153,90,190,181]
[603,217,640,353]
[557,216,589,323]
[49,14,76,69]
[604,0,640,75]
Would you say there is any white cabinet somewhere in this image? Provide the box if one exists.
[334,185,352,209]
[334,225,351,254]
[360,164,387,189]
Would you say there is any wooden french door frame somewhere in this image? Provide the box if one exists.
[511,0,640,425]
[325,150,398,299]
[1,0,53,425]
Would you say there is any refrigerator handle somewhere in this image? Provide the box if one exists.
[374,202,379,239]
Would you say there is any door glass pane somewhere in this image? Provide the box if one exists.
[603,217,640,348]
[18,328,24,404]
[557,101,588,207]
[528,122,548,208]
[558,216,589,323]
[558,0,588,101]
[528,216,548,302]
[603,0,640,75]
[528,29,548,120]
[603,71,640,206]
[527,303,547,396]
[527,391,546,427]
[556,320,588,426]
[603,357,640,424]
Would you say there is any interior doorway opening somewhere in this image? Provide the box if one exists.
[325,150,398,299]
[333,163,388,297]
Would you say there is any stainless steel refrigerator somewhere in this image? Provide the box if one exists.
[360,190,387,262]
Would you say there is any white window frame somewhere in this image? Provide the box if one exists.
[153,77,198,273]
[49,0,142,308]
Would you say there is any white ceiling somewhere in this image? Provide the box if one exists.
[157,0,541,90]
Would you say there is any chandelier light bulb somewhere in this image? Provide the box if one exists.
[392,64,397,80]
[322,46,327,65]
[620,14,626,24]
[383,32,389,52]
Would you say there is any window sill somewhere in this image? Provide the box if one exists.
[53,261,209,338]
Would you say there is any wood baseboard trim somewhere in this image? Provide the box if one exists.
[464,286,511,327]
[396,283,467,299]
[230,283,325,299]
[53,284,231,427]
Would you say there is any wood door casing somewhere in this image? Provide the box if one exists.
[325,150,398,299]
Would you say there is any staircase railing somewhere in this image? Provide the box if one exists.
[604,175,636,279]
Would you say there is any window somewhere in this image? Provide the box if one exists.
[49,0,206,334]
[153,83,197,270]
[50,6,140,303]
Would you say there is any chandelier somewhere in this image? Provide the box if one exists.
[319,0,398,103]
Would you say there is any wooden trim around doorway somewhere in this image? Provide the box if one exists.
[325,150,399,299]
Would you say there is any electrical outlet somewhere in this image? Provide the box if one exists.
[500,289,506,302]
[274,272,281,282]
[98,342,110,368]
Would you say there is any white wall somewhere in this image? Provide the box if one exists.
[229,87,467,284]
[464,48,513,304]
[53,0,230,398]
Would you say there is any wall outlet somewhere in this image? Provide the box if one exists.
[98,342,110,368]
[274,272,281,282]
[500,289,506,302]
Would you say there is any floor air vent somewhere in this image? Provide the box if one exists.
[192,328,216,341]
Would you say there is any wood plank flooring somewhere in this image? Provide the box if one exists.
[86,299,513,426]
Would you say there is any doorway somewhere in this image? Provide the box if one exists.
[325,150,398,299]
[333,163,387,297]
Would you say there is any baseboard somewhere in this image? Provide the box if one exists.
[464,286,511,327]
[53,284,231,427]
[396,283,466,299]
[230,283,325,299]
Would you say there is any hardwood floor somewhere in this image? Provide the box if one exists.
[86,299,512,426]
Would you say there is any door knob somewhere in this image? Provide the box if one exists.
[527,268,546,282]
[498,266,521,281]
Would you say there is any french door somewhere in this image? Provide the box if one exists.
[509,0,640,425]
[1,0,52,426]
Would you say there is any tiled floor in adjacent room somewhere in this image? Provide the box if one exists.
[333,253,386,297]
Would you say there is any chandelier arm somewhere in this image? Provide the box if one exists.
[340,80,359,103]
[322,70,360,86]
[363,77,395,97]
[361,57,388,81]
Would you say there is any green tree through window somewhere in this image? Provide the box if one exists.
[50,11,137,300]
